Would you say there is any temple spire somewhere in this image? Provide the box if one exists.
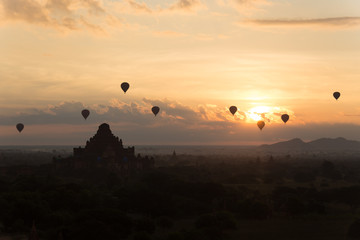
[28,221,39,240]
[57,229,64,240]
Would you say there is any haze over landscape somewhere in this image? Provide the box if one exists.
[1,0,360,145]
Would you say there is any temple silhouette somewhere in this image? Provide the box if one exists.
[54,123,154,173]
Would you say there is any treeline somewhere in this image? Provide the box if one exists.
[1,157,360,239]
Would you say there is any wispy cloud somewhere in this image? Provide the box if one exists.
[0,0,114,33]
[218,0,270,14]
[245,17,360,28]
[119,0,204,15]
[168,0,203,12]
[0,0,206,33]
[1,0,50,24]
[232,0,269,7]
[45,0,105,15]
[125,0,152,13]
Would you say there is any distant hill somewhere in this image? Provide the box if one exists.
[259,137,360,153]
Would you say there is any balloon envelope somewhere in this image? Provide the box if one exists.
[16,123,24,133]
[281,114,289,123]
[121,82,130,93]
[81,109,90,120]
[257,121,265,130]
[333,91,340,100]
[229,106,237,115]
[152,106,160,116]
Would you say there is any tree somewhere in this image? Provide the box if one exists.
[347,218,360,239]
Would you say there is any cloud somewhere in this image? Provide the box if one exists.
[0,99,294,127]
[168,0,203,12]
[0,100,238,144]
[0,100,211,126]
[1,0,50,24]
[0,99,248,135]
[245,17,360,28]
[0,0,206,33]
[120,0,204,14]
[46,0,105,15]
[0,0,115,33]
[0,0,206,34]
[125,0,152,13]
[219,0,270,14]
[2,100,360,145]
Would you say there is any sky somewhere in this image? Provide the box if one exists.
[0,0,360,145]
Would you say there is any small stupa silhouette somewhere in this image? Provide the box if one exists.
[28,221,39,240]
[171,150,177,160]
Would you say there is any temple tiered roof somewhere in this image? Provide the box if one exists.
[83,123,123,156]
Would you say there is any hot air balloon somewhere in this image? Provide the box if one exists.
[333,92,340,100]
[229,106,237,115]
[81,109,90,120]
[281,114,289,123]
[257,121,265,130]
[121,82,130,93]
[152,106,160,116]
[16,123,24,133]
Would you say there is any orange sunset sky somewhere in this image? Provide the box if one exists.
[0,0,360,145]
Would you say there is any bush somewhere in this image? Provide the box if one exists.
[348,218,360,239]
[196,211,236,230]
[133,231,152,240]
[156,216,174,229]
[236,200,271,220]
[135,217,156,234]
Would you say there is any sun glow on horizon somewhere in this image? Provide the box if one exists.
[247,106,270,122]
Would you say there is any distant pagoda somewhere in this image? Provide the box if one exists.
[54,123,154,173]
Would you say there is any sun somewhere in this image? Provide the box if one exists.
[248,106,270,121]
